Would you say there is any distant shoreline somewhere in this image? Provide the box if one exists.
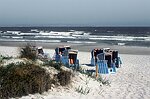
[0,41,150,55]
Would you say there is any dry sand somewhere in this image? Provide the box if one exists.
[0,46,150,99]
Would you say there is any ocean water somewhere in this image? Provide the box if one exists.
[0,27,150,47]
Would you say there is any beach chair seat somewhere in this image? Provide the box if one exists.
[69,58,74,64]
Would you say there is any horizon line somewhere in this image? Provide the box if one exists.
[0,25,150,28]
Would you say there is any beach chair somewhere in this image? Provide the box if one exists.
[54,46,71,62]
[68,50,79,70]
[37,47,44,55]
[54,46,79,70]
[91,49,104,66]
[37,47,50,60]
[98,51,117,74]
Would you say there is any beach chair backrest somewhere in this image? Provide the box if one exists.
[59,47,65,54]
[105,54,112,68]
[97,53,105,60]
[112,51,118,62]
[62,50,69,56]
[55,46,71,55]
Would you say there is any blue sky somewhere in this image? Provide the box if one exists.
[0,0,150,26]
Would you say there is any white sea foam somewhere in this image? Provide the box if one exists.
[1,30,150,43]
[39,31,72,36]
[6,31,21,35]
[11,36,23,39]
[39,31,89,37]
[18,32,39,36]
[69,30,75,32]
[118,43,126,46]
[31,29,39,32]
[1,36,10,38]
[0,39,61,43]
[89,35,150,41]
[35,35,76,39]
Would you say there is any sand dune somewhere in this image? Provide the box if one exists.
[0,46,150,99]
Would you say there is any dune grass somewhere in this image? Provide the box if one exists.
[0,62,53,98]
[0,55,12,63]
[57,69,72,86]
[0,44,73,98]
[43,60,62,70]
[0,60,72,98]
[20,44,37,61]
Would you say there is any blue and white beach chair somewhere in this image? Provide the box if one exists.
[91,48,121,74]
[54,46,79,70]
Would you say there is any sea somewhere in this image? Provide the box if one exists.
[0,27,150,47]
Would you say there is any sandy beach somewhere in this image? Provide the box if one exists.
[0,45,150,99]
[1,0,150,98]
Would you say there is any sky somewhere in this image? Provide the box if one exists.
[0,0,150,26]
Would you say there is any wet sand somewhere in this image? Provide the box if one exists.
[0,41,150,55]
